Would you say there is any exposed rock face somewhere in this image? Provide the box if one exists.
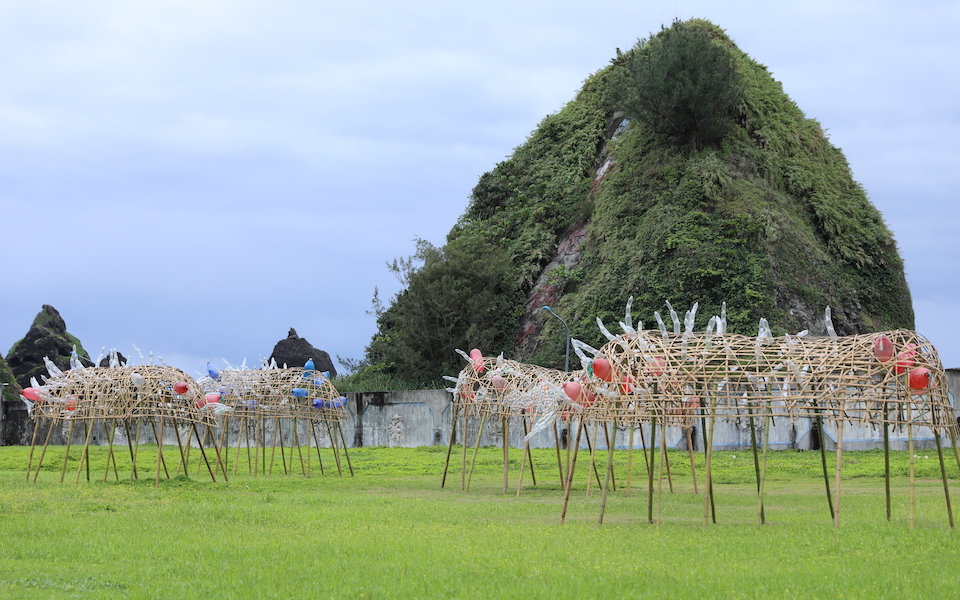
[6,305,93,388]
[269,328,337,377]
[0,354,20,402]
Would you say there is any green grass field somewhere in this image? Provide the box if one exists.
[1,444,958,599]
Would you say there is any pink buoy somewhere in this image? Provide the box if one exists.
[620,375,635,395]
[21,387,41,401]
[908,367,931,394]
[491,374,507,391]
[195,397,207,409]
[469,349,485,373]
[205,393,221,404]
[592,358,613,382]
[895,343,917,375]
[647,356,666,377]
[872,335,894,363]
[563,381,582,402]
[64,397,77,411]
[173,382,189,395]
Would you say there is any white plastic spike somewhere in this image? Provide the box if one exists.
[624,296,634,330]
[684,302,699,333]
[666,301,681,334]
[654,312,669,338]
[43,357,63,378]
[596,317,616,341]
[824,306,838,338]
[719,302,727,334]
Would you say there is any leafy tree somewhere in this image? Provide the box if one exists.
[607,19,744,149]
[365,235,523,381]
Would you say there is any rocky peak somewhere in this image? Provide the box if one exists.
[269,329,337,377]
[6,305,92,388]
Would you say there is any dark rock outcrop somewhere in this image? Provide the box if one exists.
[6,305,93,388]
[269,328,337,377]
[0,353,20,402]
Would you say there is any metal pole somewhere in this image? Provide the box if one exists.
[541,306,570,372]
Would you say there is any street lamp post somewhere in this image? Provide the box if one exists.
[541,306,570,372]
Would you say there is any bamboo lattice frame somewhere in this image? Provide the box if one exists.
[449,329,952,434]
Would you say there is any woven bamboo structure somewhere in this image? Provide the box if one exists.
[442,306,959,528]
[23,360,353,482]
[199,366,352,477]
[24,365,223,484]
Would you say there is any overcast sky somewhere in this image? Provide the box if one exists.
[1,0,958,377]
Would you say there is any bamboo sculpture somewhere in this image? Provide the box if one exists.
[443,302,958,528]
[21,357,352,484]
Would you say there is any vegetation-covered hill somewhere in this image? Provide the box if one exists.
[362,19,912,384]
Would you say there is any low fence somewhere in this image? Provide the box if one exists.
[3,369,959,450]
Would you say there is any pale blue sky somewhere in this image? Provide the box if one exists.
[2,0,958,376]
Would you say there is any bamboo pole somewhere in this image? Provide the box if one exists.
[559,418,586,525]
[59,420,75,484]
[25,418,41,483]
[598,419,616,525]
[934,426,954,528]
[502,414,510,495]
[833,417,844,530]
[441,401,460,489]
[883,402,891,520]
[33,418,55,483]
[465,410,489,493]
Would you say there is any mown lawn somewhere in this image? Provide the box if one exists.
[1,445,958,599]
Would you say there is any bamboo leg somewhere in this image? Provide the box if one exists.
[337,421,353,476]
[465,411,489,493]
[33,419,56,483]
[908,417,915,529]
[516,433,527,498]
[192,423,217,482]
[656,412,667,526]
[502,415,510,495]
[173,424,189,478]
[686,426,699,494]
[441,401,460,489]
[60,420,76,484]
[757,408,771,526]
[74,421,95,484]
[648,416,657,524]
[522,415,537,486]
[311,421,326,475]
[560,418,586,525]
[934,426,954,528]
[103,420,118,482]
[626,424,635,497]
[598,419,616,525]
[25,417,41,483]
[554,421,564,486]
[221,415,231,476]
[123,420,139,480]
[461,404,469,491]
[883,402,891,520]
[834,418,844,530]
[325,419,344,477]
[817,415,834,519]
[292,418,306,476]
[603,422,616,491]
[586,422,598,496]
[749,410,765,524]
[703,399,717,527]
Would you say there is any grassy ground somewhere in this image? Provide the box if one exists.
[1,444,958,599]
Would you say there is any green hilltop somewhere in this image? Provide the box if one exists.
[364,19,913,382]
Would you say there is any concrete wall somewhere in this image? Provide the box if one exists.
[4,370,960,450]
